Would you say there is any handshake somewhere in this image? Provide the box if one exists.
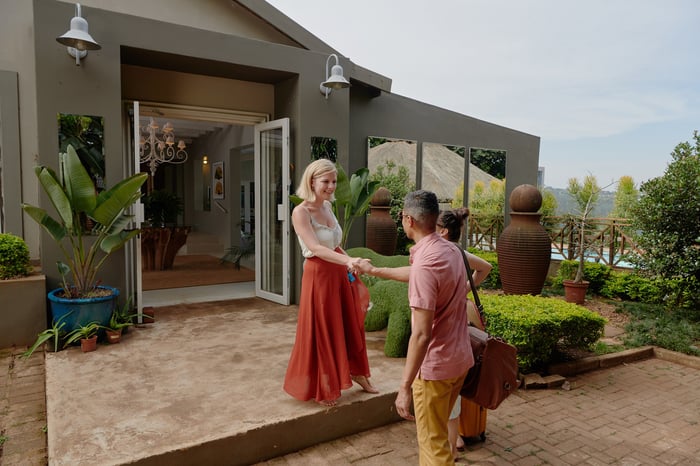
[347,257,374,276]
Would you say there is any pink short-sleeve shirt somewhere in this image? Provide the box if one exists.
[408,232,473,380]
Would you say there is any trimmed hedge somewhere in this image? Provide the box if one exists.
[481,294,606,373]
[350,248,606,369]
[0,233,31,279]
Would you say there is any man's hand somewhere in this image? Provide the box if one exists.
[395,386,415,421]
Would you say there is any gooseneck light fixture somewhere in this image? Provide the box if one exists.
[319,53,351,99]
[139,117,188,178]
[56,3,101,66]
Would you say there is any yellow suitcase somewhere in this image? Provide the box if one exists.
[458,396,487,443]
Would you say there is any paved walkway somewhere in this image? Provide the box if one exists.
[2,299,700,465]
[0,346,47,465]
[260,357,700,465]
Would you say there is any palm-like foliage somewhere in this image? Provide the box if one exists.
[333,164,380,248]
[22,145,148,297]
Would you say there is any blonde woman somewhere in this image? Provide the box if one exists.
[283,159,378,407]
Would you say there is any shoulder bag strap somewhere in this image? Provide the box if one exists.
[460,249,485,322]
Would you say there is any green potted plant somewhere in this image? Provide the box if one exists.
[562,175,609,304]
[21,313,72,358]
[105,296,138,343]
[64,321,102,352]
[21,144,148,332]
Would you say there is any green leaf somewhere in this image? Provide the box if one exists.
[92,173,148,227]
[21,205,66,242]
[62,146,97,214]
[35,166,74,228]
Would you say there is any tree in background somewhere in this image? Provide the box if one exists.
[567,175,601,214]
[610,176,639,219]
[539,188,559,230]
[630,131,700,315]
[468,179,505,217]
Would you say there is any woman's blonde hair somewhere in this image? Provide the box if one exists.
[296,159,337,202]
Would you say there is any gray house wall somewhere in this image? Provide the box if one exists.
[348,86,541,248]
[5,0,539,307]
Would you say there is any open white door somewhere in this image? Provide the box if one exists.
[254,118,290,305]
[124,101,145,321]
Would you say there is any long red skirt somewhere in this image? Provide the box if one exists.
[283,255,371,403]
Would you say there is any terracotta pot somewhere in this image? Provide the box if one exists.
[105,328,122,344]
[366,187,397,256]
[80,335,98,352]
[563,279,589,305]
[497,184,551,295]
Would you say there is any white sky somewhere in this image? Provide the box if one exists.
[266,0,700,190]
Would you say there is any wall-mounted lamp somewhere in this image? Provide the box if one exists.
[56,3,101,66]
[319,53,350,99]
[202,155,208,165]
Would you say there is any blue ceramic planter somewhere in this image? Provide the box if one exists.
[48,286,119,332]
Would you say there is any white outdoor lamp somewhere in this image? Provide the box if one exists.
[319,53,350,99]
[56,3,101,66]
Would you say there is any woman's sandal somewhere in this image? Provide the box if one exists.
[352,375,379,394]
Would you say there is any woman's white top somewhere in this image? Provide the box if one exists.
[297,206,342,258]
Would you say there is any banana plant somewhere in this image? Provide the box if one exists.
[22,145,148,298]
[334,164,380,248]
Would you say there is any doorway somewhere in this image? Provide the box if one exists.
[125,102,271,307]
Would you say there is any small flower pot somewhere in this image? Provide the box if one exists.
[80,335,98,352]
[563,280,590,305]
[105,328,122,344]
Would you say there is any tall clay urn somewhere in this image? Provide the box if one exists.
[497,184,551,295]
[366,187,397,256]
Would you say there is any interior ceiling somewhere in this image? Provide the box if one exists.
[138,116,229,145]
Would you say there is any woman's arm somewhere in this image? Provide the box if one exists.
[466,251,492,289]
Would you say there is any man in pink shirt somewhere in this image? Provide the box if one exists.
[361,190,473,464]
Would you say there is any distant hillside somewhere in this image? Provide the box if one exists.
[545,187,615,217]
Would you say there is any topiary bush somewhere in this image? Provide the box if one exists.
[481,294,606,373]
[0,233,31,279]
[385,305,411,357]
[364,280,408,331]
[348,247,412,356]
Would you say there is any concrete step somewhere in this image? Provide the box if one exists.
[45,298,403,465]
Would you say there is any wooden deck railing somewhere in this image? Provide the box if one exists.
[467,214,642,268]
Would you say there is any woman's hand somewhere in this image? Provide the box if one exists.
[347,257,371,274]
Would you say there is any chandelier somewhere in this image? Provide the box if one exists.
[139,117,188,177]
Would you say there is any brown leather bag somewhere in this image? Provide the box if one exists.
[460,250,519,410]
[461,326,519,409]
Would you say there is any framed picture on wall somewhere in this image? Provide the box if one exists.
[212,161,225,199]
